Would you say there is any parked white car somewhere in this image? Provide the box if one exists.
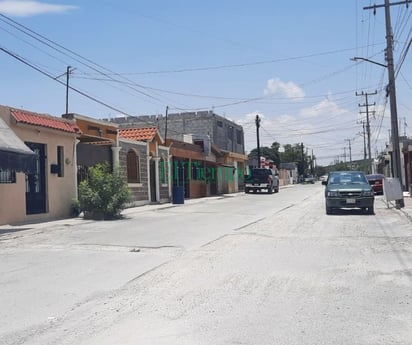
[304,174,315,184]
[320,174,328,183]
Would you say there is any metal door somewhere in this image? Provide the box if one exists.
[25,143,46,214]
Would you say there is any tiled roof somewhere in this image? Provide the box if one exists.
[11,109,81,134]
[119,127,158,141]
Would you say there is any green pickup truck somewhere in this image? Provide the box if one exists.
[245,168,279,194]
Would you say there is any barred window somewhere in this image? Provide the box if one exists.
[191,161,204,181]
[0,169,16,184]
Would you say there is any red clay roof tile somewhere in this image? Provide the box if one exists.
[11,109,81,134]
[119,127,157,141]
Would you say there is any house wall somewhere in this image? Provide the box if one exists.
[278,169,291,186]
[63,114,118,143]
[0,111,77,225]
[0,173,27,224]
[77,142,113,167]
[189,180,207,198]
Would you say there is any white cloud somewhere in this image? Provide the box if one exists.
[0,0,76,17]
[299,97,347,119]
[264,78,305,99]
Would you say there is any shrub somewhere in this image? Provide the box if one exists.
[70,198,81,217]
[78,163,130,220]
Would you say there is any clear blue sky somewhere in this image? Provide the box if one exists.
[1,0,411,165]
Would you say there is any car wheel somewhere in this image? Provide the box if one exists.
[368,206,374,215]
[245,188,250,194]
[274,187,279,193]
[326,206,332,215]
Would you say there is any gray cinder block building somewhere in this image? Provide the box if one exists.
[111,111,245,155]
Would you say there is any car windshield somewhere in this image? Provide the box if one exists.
[252,169,271,176]
[329,172,367,184]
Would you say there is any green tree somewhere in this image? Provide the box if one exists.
[248,143,280,167]
[79,163,130,220]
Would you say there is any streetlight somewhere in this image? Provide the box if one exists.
[351,54,404,208]
[351,56,387,68]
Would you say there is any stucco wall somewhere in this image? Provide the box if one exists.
[0,107,78,225]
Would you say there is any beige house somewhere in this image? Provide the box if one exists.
[0,105,80,225]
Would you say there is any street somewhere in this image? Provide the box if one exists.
[1,183,412,345]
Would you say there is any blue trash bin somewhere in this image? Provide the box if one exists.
[172,186,184,204]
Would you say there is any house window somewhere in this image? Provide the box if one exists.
[236,129,243,145]
[193,139,204,150]
[57,146,64,177]
[191,161,204,181]
[127,149,140,183]
[228,126,234,140]
[217,121,223,128]
[0,169,16,184]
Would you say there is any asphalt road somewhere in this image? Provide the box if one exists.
[1,183,411,344]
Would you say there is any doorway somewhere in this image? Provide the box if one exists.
[25,142,46,214]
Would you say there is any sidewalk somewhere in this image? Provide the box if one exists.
[0,193,243,232]
[385,191,412,222]
[400,191,412,222]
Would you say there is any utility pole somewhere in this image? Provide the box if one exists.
[301,142,304,177]
[311,149,314,174]
[403,117,407,137]
[343,147,347,165]
[255,115,261,168]
[164,106,169,142]
[361,122,368,172]
[364,0,406,207]
[356,90,376,173]
[344,138,353,169]
[65,66,75,115]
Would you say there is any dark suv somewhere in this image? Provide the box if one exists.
[322,171,375,215]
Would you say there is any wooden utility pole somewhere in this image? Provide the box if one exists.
[345,138,353,169]
[255,115,261,168]
[362,122,368,171]
[65,66,75,115]
[164,106,169,141]
[356,90,376,173]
